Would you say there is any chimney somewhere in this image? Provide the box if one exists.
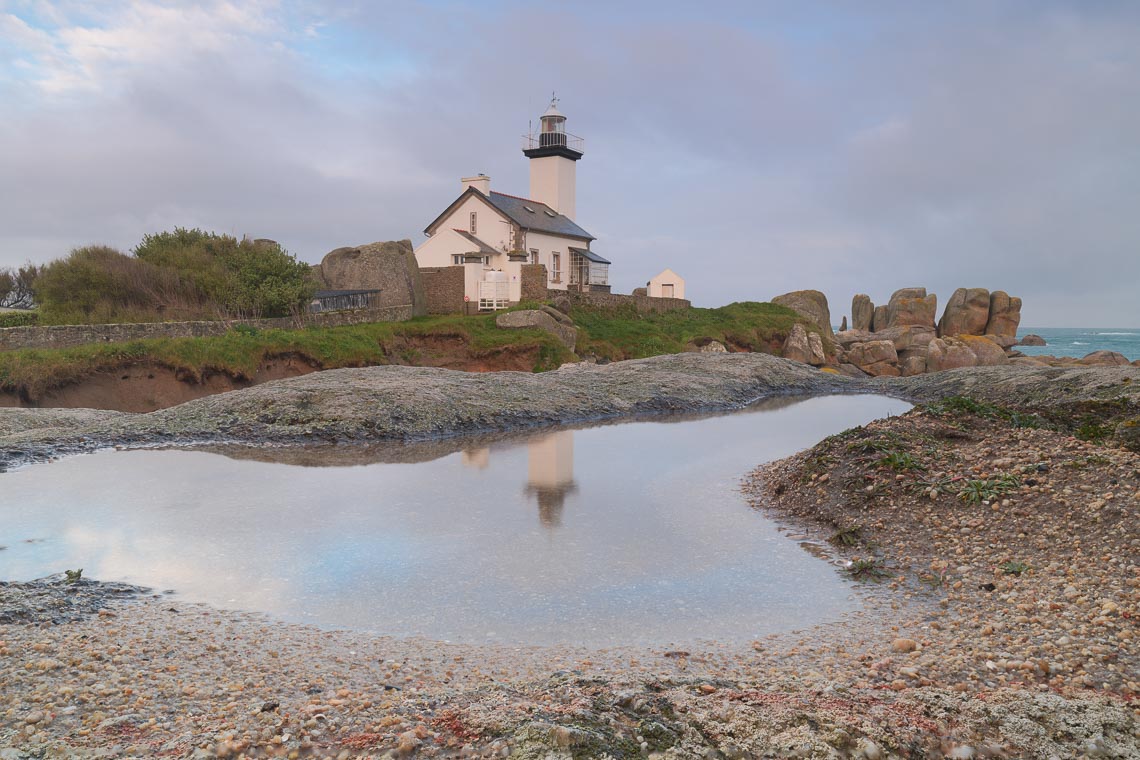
[461,174,490,195]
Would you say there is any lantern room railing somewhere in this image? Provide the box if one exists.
[522,132,584,152]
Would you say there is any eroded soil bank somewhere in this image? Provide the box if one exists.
[0,337,551,413]
[2,355,1138,757]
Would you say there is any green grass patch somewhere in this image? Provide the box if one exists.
[0,313,575,397]
[571,301,802,361]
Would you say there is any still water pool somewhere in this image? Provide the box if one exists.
[0,394,910,646]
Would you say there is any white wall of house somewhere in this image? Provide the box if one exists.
[529,156,577,220]
[518,230,585,291]
[648,268,685,299]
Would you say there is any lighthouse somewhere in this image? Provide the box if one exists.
[523,97,583,220]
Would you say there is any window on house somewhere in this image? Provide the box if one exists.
[544,210,556,218]
[452,254,463,265]
[551,252,562,283]
[529,248,539,265]
[469,211,477,234]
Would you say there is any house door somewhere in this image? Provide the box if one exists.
[661,284,674,298]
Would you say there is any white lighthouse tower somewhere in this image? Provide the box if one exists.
[523,96,583,220]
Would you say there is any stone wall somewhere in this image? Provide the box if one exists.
[0,305,413,352]
[420,266,466,315]
[549,289,690,314]
[520,264,549,303]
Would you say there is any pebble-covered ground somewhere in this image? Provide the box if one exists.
[3,360,1139,757]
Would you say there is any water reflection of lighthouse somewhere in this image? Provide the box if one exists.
[524,431,577,528]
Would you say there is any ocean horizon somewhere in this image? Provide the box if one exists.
[1015,327,1139,361]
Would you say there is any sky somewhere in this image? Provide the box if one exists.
[1,1,1138,326]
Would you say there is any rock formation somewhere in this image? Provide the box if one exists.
[984,291,1022,337]
[496,308,577,350]
[851,294,873,332]
[772,290,833,338]
[845,340,899,376]
[884,287,937,329]
[316,240,427,316]
[776,285,1047,377]
[937,288,990,338]
[839,316,847,332]
[1019,334,1047,346]
[872,305,889,333]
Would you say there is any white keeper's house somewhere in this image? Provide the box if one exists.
[414,98,611,310]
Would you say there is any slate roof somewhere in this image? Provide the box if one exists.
[569,246,610,264]
[485,192,595,241]
[451,229,500,255]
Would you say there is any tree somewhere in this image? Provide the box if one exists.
[0,264,39,309]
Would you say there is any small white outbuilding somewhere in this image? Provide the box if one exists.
[647,268,685,300]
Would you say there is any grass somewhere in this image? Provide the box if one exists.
[571,301,804,361]
[956,474,1021,504]
[0,301,811,397]
[0,312,575,397]
[846,557,891,581]
[1000,561,1030,576]
[926,396,1044,429]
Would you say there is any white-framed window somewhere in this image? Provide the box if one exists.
[551,252,561,283]
[469,211,477,234]
[529,248,539,265]
[453,254,490,265]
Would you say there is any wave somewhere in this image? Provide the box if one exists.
[1072,341,1089,345]
[1095,332,1137,336]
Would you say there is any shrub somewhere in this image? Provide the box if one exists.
[135,229,312,318]
[0,311,38,328]
[34,246,207,325]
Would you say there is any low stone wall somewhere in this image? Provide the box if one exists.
[0,305,413,352]
[420,266,466,315]
[549,289,690,314]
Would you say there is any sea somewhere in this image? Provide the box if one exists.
[1014,328,1140,362]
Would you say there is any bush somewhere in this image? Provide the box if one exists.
[34,246,208,325]
[0,311,38,328]
[135,229,312,318]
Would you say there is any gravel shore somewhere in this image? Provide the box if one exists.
[3,355,1139,757]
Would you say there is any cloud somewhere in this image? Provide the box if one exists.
[1,1,1138,326]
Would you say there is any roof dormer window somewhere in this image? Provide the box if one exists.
[523,205,536,213]
[544,210,556,218]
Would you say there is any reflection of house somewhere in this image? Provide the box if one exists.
[461,447,490,470]
[414,98,611,310]
[647,269,685,300]
[524,431,577,528]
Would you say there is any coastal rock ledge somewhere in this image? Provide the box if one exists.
[3,354,1139,469]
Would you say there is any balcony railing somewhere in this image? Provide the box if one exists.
[521,132,584,152]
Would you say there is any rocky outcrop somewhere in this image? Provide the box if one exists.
[807,332,826,366]
[788,285,1028,377]
[496,309,577,350]
[1020,334,1047,346]
[927,338,978,372]
[846,340,899,377]
[851,294,873,332]
[839,316,847,332]
[884,288,937,329]
[937,288,991,338]
[772,290,833,338]
[984,291,1022,337]
[317,240,427,316]
[957,335,1009,366]
[780,323,826,366]
[872,305,890,333]
[1079,350,1131,367]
